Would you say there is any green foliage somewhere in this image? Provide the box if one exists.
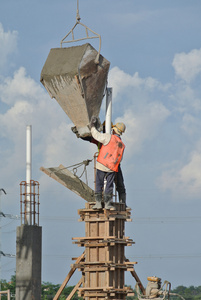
[41,282,82,299]
[170,286,201,300]
[1,274,201,300]
[0,275,82,299]
[0,274,16,299]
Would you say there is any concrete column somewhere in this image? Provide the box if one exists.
[16,225,42,300]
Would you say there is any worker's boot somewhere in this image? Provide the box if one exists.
[104,194,115,210]
[119,193,130,210]
[92,193,102,209]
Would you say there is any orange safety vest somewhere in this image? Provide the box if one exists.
[97,134,125,172]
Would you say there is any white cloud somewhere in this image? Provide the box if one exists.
[108,66,170,98]
[0,67,43,105]
[0,23,18,69]
[42,121,92,167]
[172,48,201,83]
[0,68,63,187]
[109,64,201,201]
[115,101,170,158]
[0,66,95,199]
[0,68,49,145]
[169,82,201,116]
[108,66,171,158]
[157,143,201,200]
[181,113,201,136]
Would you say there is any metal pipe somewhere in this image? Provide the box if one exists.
[26,125,32,225]
[0,189,6,295]
[104,88,112,193]
[105,87,112,134]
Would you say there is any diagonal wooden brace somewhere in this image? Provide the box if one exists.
[53,251,85,300]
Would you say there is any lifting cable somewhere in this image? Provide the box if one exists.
[50,158,93,186]
[60,0,101,64]
[71,159,92,185]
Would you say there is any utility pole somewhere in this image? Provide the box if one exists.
[0,188,6,298]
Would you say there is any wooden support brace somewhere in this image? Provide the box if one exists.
[66,276,84,300]
[125,256,146,295]
[53,251,85,300]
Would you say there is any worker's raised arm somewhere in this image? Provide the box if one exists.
[91,127,111,146]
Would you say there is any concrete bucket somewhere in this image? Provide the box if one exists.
[40,43,110,136]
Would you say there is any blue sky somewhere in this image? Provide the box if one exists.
[1,0,201,290]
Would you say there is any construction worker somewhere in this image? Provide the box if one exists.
[71,122,128,208]
[90,116,126,210]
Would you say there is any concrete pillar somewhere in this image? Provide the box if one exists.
[16,225,42,300]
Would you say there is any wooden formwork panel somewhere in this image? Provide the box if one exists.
[85,218,125,238]
[83,267,125,288]
[109,244,124,264]
[85,270,107,288]
[85,244,125,264]
[109,269,124,289]
[86,246,108,262]
[78,288,133,299]
[86,245,109,262]
[75,202,135,299]
[78,203,132,223]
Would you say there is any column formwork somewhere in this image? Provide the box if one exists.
[73,202,136,299]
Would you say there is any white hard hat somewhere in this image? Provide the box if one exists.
[113,122,126,135]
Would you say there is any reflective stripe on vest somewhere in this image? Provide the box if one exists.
[97,134,125,172]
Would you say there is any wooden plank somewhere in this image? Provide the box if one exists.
[76,261,113,265]
[84,267,109,271]
[125,257,146,295]
[99,245,106,261]
[72,236,116,240]
[84,242,108,247]
[78,208,131,216]
[83,292,108,297]
[40,165,94,202]
[74,264,136,270]
[53,251,85,300]
[79,287,105,291]
[66,277,83,300]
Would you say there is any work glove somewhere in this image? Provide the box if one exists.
[90,116,98,128]
[71,126,80,138]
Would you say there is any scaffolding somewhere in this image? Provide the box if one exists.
[53,202,146,300]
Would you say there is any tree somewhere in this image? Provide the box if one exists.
[1,274,201,300]
[0,274,16,299]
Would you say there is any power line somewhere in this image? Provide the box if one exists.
[42,253,201,260]
[40,215,201,224]
[132,216,201,224]
[1,214,201,224]
[1,214,20,220]
[128,254,201,259]
[0,252,15,258]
